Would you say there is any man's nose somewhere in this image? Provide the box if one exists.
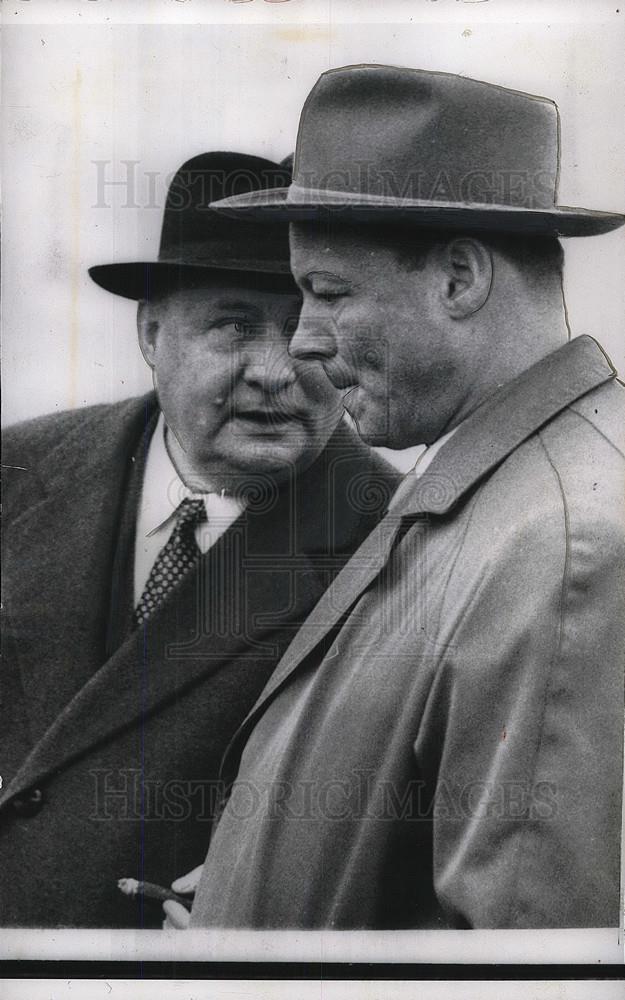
[239,337,298,392]
[288,312,337,362]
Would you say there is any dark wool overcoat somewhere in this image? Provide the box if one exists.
[1,392,399,927]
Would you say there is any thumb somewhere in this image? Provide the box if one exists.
[172,863,204,895]
[162,899,191,930]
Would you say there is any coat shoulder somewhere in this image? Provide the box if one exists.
[2,395,154,473]
[539,378,625,534]
[567,376,625,454]
[446,378,625,596]
[474,378,624,522]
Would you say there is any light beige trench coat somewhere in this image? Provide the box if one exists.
[191,335,625,929]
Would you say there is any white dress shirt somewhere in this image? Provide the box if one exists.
[411,424,459,476]
[134,414,246,605]
[374,424,461,477]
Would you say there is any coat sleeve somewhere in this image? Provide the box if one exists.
[413,498,625,928]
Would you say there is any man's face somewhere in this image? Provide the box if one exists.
[289,224,462,448]
[138,279,343,483]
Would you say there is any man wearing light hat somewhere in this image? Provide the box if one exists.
[188,68,625,929]
[0,150,398,927]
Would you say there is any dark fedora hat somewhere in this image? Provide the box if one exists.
[210,66,624,237]
[89,151,295,300]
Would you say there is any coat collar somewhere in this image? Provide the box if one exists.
[220,335,615,776]
[390,335,615,517]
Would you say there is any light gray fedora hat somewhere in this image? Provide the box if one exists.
[209,65,624,237]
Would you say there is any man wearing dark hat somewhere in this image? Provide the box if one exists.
[0,150,399,927]
[186,68,625,929]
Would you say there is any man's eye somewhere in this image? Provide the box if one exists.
[310,288,346,304]
[215,319,254,336]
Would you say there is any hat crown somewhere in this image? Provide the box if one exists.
[158,151,291,267]
[89,151,295,299]
[293,65,559,211]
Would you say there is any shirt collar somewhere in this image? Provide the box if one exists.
[412,423,461,477]
[139,414,187,537]
[140,412,244,538]
[376,423,462,480]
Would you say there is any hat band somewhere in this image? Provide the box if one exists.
[158,252,290,267]
[287,173,558,212]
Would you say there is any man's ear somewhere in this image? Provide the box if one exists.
[437,238,493,319]
[137,301,159,368]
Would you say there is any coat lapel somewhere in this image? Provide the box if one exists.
[1,423,386,806]
[231,335,615,732]
[1,539,324,806]
[3,395,156,746]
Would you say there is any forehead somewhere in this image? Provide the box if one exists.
[289,222,400,274]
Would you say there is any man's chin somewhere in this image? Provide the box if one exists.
[344,411,391,448]
[224,442,319,480]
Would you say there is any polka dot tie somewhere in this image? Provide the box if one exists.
[133,497,208,626]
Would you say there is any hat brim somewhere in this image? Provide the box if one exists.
[89,259,296,301]
[210,187,625,237]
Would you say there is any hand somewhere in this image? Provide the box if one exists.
[162,864,203,930]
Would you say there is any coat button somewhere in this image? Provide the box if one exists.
[12,788,44,817]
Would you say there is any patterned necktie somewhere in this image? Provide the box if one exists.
[133,497,207,626]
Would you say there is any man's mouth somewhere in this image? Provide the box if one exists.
[235,408,297,426]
